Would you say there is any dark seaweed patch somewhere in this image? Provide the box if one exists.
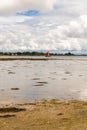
[8,72,15,74]
[0,114,16,118]
[37,82,48,84]
[32,78,40,80]
[65,71,71,75]
[0,107,26,113]
[62,78,67,80]
[11,88,20,90]
[34,84,44,86]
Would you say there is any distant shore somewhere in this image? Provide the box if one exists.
[0,56,86,61]
[0,57,54,61]
[0,99,87,130]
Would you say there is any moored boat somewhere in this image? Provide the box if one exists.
[45,51,50,57]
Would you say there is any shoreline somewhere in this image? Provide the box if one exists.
[0,56,86,61]
[0,57,73,60]
[0,99,87,130]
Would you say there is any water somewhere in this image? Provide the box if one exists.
[0,56,87,103]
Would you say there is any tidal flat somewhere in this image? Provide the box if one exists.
[0,56,87,129]
[0,56,87,103]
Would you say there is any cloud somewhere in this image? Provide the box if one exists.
[0,0,86,16]
[0,0,87,53]
[0,15,87,52]
[0,0,57,15]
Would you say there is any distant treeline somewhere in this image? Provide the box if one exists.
[0,51,74,56]
[0,51,85,56]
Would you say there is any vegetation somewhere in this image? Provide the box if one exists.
[0,51,75,56]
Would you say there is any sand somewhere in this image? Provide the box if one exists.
[0,100,87,130]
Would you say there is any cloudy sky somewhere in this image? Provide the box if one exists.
[0,0,87,53]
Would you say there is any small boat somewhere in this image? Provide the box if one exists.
[45,51,50,57]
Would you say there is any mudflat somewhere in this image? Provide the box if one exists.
[0,100,87,130]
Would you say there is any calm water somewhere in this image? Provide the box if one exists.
[0,56,87,103]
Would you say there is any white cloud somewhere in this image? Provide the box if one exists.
[0,0,87,53]
[0,0,57,15]
[0,15,87,52]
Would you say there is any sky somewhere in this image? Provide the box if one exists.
[0,0,87,53]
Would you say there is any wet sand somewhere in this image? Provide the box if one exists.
[1,56,87,102]
[0,100,87,130]
[0,56,87,129]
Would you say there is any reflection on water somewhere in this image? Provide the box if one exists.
[0,56,87,103]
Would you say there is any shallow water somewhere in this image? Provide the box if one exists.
[0,56,87,103]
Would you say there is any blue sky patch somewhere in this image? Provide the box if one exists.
[17,10,40,16]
